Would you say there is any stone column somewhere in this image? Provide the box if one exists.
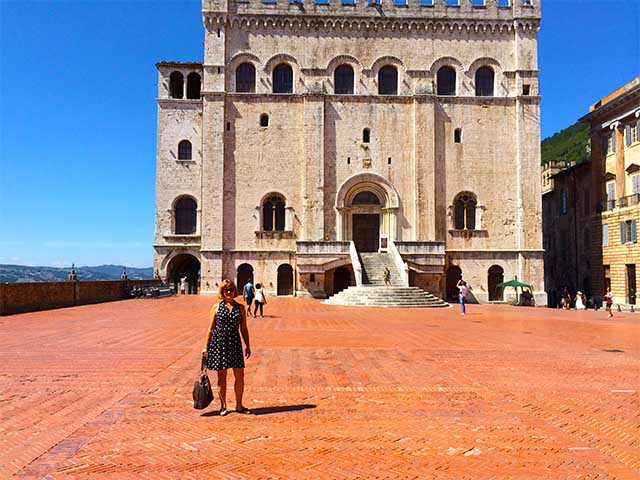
[255,205,262,232]
[302,94,325,240]
[285,206,294,231]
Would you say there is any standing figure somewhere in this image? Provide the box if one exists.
[253,283,267,318]
[243,280,255,310]
[202,279,252,416]
[383,267,391,287]
[561,286,571,309]
[575,291,586,310]
[180,276,188,295]
[605,286,614,318]
[457,279,468,315]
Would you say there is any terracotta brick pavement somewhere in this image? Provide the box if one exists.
[0,297,638,479]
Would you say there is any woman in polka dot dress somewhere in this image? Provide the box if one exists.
[202,279,252,416]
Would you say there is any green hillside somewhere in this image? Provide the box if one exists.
[541,121,590,165]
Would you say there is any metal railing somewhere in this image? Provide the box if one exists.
[618,193,640,208]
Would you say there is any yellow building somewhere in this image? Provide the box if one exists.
[581,77,640,306]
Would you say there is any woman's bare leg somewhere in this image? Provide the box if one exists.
[216,370,228,412]
[232,368,245,410]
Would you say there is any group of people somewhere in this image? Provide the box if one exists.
[558,286,615,317]
[241,280,267,318]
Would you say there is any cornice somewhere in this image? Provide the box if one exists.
[204,13,539,34]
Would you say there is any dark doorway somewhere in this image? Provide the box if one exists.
[166,253,200,294]
[488,265,504,301]
[277,264,294,295]
[445,265,462,302]
[627,264,636,305]
[237,263,254,292]
[333,266,351,294]
[352,214,379,252]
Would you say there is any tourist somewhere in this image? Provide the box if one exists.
[253,283,267,318]
[575,291,586,310]
[456,278,468,314]
[383,267,391,286]
[561,286,571,309]
[242,280,255,310]
[605,286,614,318]
[180,276,187,295]
[202,279,252,416]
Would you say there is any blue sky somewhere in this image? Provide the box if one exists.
[1,0,639,268]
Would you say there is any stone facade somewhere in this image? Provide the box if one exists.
[580,77,640,306]
[153,0,546,303]
[542,160,592,307]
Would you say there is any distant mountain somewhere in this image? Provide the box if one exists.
[541,121,590,165]
[0,264,154,283]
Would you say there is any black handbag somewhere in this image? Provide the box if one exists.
[192,357,214,410]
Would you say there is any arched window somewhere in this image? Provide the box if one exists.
[260,114,269,127]
[334,64,354,94]
[273,64,293,94]
[352,191,380,205]
[175,197,197,234]
[454,128,462,143]
[186,72,201,99]
[437,66,456,96]
[263,195,286,231]
[362,128,370,143]
[169,71,184,99]
[236,63,256,93]
[475,66,494,96]
[378,66,398,95]
[454,193,477,230]
[178,140,192,160]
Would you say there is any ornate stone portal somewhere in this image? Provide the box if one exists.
[153,0,547,304]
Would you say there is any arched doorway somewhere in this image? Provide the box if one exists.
[333,266,351,294]
[237,264,254,291]
[351,191,381,252]
[277,264,294,295]
[488,265,504,301]
[166,253,200,294]
[445,265,462,302]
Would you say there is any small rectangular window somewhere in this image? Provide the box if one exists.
[522,84,531,95]
[388,157,392,165]
[584,189,590,215]
[310,273,316,282]
[226,122,231,131]
[394,0,407,4]
[347,157,351,165]
[632,174,640,195]
[497,0,511,6]
[471,0,486,6]
[315,0,329,4]
[631,122,639,144]
[342,0,355,3]
[603,224,608,246]
[445,0,460,5]
[560,190,567,215]
[419,0,434,5]
[608,133,616,153]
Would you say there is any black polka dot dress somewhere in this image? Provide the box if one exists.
[206,301,245,371]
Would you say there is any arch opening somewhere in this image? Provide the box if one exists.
[236,63,256,93]
[488,265,504,301]
[273,64,293,93]
[186,72,201,99]
[437,66,456,96]
[378,66,398,95]
[169,71,184,99]
[237,263,254,292]
[166,253,200,294]
[334,64,354,94]
[175,196,197,234]
[277,264,294,295]
[446,265,462,302]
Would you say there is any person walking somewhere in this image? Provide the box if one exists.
[605,286,614,318]
[242,280,255,311]
[202,279,252,416]
[457,279,468,315]
[253,283,267,318]
[383,267,391,287]
[180,276,188,295]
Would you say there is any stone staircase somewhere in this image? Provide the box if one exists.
[359,252,401,286]
[324,252,449,308]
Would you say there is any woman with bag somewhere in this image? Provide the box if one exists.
[252,283,267,318]
[202,279,252,416]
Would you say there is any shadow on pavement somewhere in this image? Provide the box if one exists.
[202,404,316,417]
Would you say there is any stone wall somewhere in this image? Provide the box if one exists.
[0,280,162,316]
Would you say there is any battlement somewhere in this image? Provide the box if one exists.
[203,0,540,21]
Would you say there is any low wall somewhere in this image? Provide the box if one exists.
[0,279,162,316]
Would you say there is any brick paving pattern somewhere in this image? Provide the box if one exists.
[1,297,638,479]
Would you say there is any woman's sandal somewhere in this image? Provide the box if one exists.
[219,408,228,417]
[236,407,252,414]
